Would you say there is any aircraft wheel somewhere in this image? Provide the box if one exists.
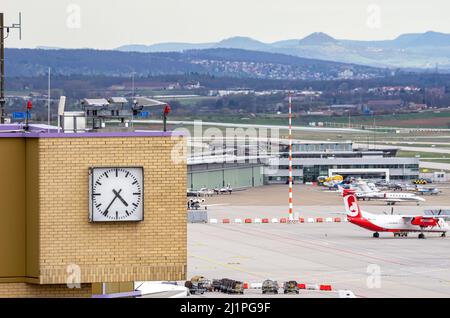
[394,233,400,238]
[441,233,446,238]
[373,232,380,238]
[418,233,425,239]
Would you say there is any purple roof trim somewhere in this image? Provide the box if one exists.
[0,124,185,138]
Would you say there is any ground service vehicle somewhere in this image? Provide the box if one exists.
[230,281,244,294]
[283,281,299,294]
[199,279,213,292]
[212,279,222,292]
[262,280,279,294]
[184,280,206,295]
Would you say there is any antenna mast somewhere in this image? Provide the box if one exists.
[1,12,22,123]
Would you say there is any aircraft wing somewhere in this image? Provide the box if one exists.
[401,215,438,220]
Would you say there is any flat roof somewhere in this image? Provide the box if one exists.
[0,124,184,138]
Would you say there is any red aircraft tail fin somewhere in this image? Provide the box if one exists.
[343,190,362,218]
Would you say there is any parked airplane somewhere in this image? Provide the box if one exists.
[187,188,215,197]
[214,184,233,195]
[415,187,441,196]
[343,189,448,239]
[320,175,345,189]
[347,181,426,205]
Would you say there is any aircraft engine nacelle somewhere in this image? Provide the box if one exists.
[411,217,438,228]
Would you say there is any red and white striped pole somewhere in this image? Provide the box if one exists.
[288,92,294,222]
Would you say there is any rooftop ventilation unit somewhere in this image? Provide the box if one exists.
[58,96,86,133]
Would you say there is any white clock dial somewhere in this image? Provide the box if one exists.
[89,167,144,222]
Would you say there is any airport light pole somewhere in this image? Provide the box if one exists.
[288,92,294,222]
[47,67,51,129]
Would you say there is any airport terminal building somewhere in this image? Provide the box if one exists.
[186,140,420,189]
[267,141,420,183]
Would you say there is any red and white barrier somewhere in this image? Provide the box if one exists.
[242,281,333,292]
[209,217,346,224]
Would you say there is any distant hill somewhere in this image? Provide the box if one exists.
[215,37,271,51]
[396,31,450,47]
[116,31,450,70]
[298,32,338,45]
[5,47,385,81]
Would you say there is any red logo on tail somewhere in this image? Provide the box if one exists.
[344,192,361,218]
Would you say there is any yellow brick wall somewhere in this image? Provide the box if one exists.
[36,136,187,284]
[0,283,92,298]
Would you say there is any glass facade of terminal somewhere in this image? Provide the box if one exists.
[269,141,420,183]
[292,143,353,152]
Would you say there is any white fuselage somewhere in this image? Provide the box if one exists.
[354,211,449,233]
[356,191,425,203]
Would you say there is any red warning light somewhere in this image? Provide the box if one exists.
[164,104,171,115]
[27,100,33,110]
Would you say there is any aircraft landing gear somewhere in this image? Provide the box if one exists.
[441,232,446,238]
[418,233,425,239]
[394,233,400,238]
[373,232,380,238]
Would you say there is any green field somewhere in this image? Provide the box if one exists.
[397,150,450,163]
[373,142,450,149]
[169,109,450,129]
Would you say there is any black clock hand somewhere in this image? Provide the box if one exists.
[113,189,129,207]
[104,189,122,215]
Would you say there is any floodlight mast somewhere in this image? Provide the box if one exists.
[1,12,22,124]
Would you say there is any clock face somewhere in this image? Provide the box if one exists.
[89,167,144,222]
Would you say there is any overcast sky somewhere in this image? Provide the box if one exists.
[2,0,450,49]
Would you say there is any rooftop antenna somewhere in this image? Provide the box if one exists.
[47,67,51,131]
[1,12,22,123]
[288,92,294,222]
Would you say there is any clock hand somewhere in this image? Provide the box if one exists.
[113,189,129,207]
[104,189,122,215]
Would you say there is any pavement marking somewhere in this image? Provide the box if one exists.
[190,254,270,279]
[221,225,409,266]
